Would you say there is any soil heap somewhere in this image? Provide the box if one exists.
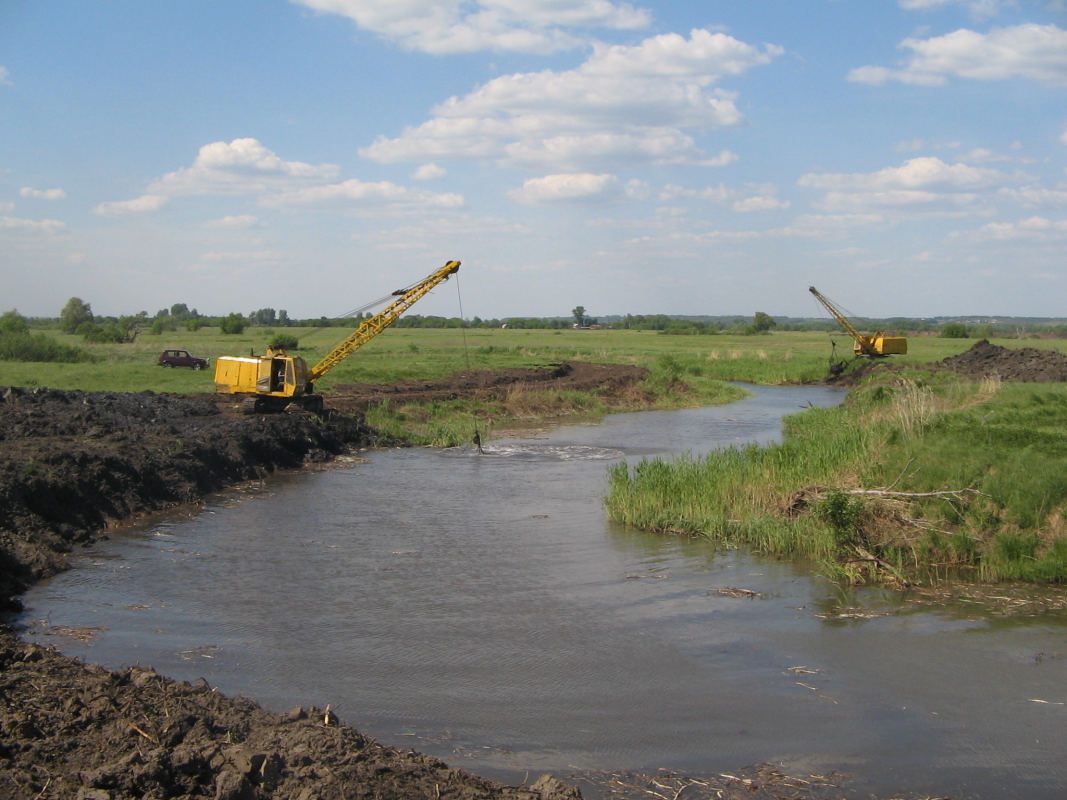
[940,339,1067,382]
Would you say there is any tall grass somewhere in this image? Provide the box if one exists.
[606,377,1067,584]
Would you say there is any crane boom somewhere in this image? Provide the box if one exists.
[308,260,460,381]
[808,286,907,358]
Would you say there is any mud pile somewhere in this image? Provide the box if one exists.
[940,339,1067,381]
[0,387,376,612]
[329,362,647,414]
[0,630,582,800]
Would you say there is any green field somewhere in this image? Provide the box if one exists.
[2,325,1057,394]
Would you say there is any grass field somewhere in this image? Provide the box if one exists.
[3,325,1059,394]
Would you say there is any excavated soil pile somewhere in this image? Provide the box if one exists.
[328,362,648,414]
[940,339,1067,382]
[0,630,583,800]
[0,387,376,613]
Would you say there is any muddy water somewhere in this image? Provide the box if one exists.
[20,385,1067,799]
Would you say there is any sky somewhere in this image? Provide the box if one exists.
[2,0,1066,321]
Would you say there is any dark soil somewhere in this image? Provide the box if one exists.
[940,339,1067,381]
[327,362,648,415]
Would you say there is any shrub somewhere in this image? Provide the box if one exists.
[0,331,93,362]
[220,313,247,335]
[269,332,300,350]
[0,310,30,335]
[940,323,968,339]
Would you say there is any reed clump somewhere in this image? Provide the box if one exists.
[606,376,1067,585]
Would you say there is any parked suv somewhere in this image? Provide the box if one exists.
[158,349,210,370]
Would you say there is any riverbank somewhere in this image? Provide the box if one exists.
[607,342,1067,586]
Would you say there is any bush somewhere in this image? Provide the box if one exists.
[149,318,178,335]
[940,323,968,339]
[184,318,204,332]
[0,331,93,362]
[220,313,247,335]
[268,332,300,350]
[0,310,30,335]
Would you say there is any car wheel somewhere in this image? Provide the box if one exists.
[162,362,173,368]
[193,363,203,370]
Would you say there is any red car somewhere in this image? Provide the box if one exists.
[158,349,210,370]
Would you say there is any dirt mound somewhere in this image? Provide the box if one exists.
[0,629,582,800]
[329,362,647,414]
[0,387,376,612]
[941,339,1067,382]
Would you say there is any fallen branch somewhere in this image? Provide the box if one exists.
[846,487,984,499]
[852,545,910,586]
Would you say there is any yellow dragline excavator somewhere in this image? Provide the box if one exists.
[214,260,460,413]
[808,286,906,375]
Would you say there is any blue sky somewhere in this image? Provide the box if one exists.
[2,0,1066,320]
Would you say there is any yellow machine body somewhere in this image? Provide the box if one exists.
[214,353,309,400]
[858,336,908,356]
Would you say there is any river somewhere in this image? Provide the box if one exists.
[19,385,1067,799]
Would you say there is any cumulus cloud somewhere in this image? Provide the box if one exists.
[413,163,448,180]
[508,172,619,202]
[733,195,790,212]
[0,201,13,212]
[361,29,778,171]
[799,157,1016,191]
[997,186,1067,207]
[848,24,1067,87]
[293,0,651,55]
[206,215,261,228]
[261,178,463,209]
[957,216,1067,241]
[93,195,169,215]
[0,216,65,234]
[898,0,1003,18]
[150,138,339,195]
[0,66,10,86]
[20,187,67,200]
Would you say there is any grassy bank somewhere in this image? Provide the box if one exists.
[606,374,1067,584]
[366,364,748,446]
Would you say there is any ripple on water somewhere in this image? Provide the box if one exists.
[441,443,624,461]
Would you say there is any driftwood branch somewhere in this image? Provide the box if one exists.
[851,545,910,586]
[845,487,985,500]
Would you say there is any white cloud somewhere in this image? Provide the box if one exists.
[293,0,652,55]
[0,201,13,212]
[20,187,67,200]
[206,214,261,228]
[957,216,1067,241]
[360,29,780,170]
[1060,126,1067,146]
[150,138,339,195]
[798,157,1015,191]
[261,178,464,208]
[0,216,65,234]
[413,163,447,180]
[848,24,1067,87]
[507,172,619,203]
[997,186,1067,206]
[897,0,1003,19]
[733,195,790,212]
[93,195,169,215]
[0,66,10,86]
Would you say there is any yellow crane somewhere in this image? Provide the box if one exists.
[808,286,907,370]
[214,260,460,413]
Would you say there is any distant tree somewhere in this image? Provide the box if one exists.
[277,309,290,327]
[940,323,969,339]
[752,311,777,333]
[170,302,190,319]
[251,308,276,326]
[60,297,94,334]
[0,309,30,335]
[572,306,586,327]
[220,313,247,335]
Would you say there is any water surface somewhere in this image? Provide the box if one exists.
[21,385,1067,799]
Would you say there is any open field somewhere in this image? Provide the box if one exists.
[4,326,1064,394]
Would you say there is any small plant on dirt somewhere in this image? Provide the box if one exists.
[268,332,299,350]
[408,343,420,353]
[22,458,36,477]
[814,490,865,545]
